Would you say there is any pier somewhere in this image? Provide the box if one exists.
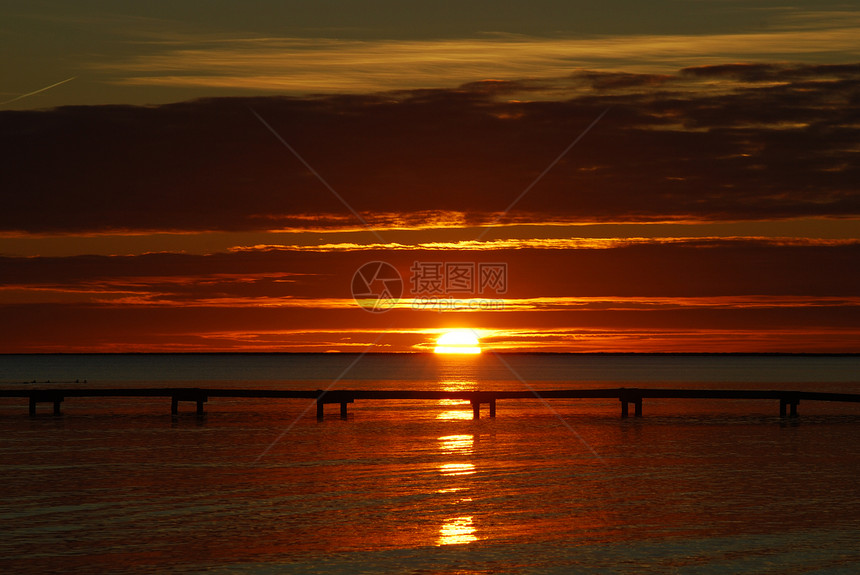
[2,387,860,419]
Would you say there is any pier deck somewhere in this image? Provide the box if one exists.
[2,387,860,419]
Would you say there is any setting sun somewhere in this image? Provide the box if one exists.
[434,330,481,354]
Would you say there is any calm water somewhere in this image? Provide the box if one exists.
[2,354,860,574]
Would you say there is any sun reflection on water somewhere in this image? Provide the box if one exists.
[438,516,478,545]
[436,398,473,420]
[438,378,477,392]
[434,379,479,545]
[438,463,476,476]
[438,434,474,455]
[435,486,467,494]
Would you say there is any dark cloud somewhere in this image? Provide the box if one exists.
[571,70,674,90]
[680,63,785,82]
[679,63,860,83]
[1,63,858,233]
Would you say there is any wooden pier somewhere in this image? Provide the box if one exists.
[2,387,860,419]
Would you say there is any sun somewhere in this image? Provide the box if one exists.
[434,329,481,354]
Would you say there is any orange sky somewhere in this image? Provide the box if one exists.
[2,231,859,352]
[1,4,859,353]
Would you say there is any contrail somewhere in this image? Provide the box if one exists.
[0,76,77,106]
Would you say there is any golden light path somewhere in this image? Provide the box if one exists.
[436,433,478,545]
[433,330,481,354]
[438,516,478,546]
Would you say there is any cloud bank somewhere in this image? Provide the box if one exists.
[2,63,858,235]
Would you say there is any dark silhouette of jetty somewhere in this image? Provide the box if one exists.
[3,387,860,419]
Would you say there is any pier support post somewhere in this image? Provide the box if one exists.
[489,399,496,418]
[29,393,63,416]
[620,400,643,418]
[620,389,643,419]
[316,392,353,421]
[171,392,207,416]
[472,400,481,419]
[780,398,799,418]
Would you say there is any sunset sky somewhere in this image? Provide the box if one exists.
[2,1,859,353]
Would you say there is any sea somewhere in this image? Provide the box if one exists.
[1,353,859,574]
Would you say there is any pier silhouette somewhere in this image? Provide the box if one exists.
[3,387,860,419]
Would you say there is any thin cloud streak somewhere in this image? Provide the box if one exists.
[2,218,859,257]
[229,237,860,253]
[479,328,860,354]
[96,17,860,93]
[3,274,858,311]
